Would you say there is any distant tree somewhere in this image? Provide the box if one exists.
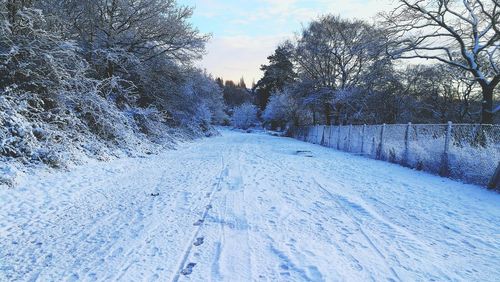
[223,80,252,107]
[215,77,224,89]
[397,64,482,123]
[238,77,247,89]
[383,0,500,124]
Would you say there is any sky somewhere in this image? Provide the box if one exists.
[179,0,394,84]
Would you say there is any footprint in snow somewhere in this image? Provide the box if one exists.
[193,237,204,246]
[181,262,197,275]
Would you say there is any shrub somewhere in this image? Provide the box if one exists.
[232,103,259,129]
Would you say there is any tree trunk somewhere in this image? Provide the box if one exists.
[7,0,17,25]
[481,85,494,124]
[488,162,500,189]
[334,104,342,125]
[107,60,114,78]
[324,104,332,125]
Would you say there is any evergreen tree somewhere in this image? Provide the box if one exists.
[238,77,247,89]
[254,41,296,110]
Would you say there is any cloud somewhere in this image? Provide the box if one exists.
[321,0,394,21]
[196,35,288,82]
[183,0,395,82]
[201,35,288,79]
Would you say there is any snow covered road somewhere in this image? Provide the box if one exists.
[1,129,499,281]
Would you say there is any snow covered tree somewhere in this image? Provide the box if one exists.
[40,0,209,77]
[262,87,308,129]
[383,0,500,124]
[180,69,227,128]
[232,103,259,129]
[0,0,222,167]
[294,15,387,124]
[35,0,213,134]
[259,12,489,126]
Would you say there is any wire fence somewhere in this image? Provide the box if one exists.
[291,123,500,188]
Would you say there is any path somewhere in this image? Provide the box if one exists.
[1,129,499,281]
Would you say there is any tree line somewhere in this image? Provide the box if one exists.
[255,0,499,130]
[1,0,498,164]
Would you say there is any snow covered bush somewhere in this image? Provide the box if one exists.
[262,94,287,128]
[232,103,259,130]
[0,8,90,165]
[0,7,157,167]
[263,88,311,130]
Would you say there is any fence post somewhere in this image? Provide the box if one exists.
[377,123,386,160]
[328,126,333,147]
[488,161,500,189]
[347,125,352,152]
[314,125,318,144]
[337,125,341,150]
[317,125,322,144]
[321,125,326,146]
[318,125,322,144]
[404,122,411,165]
[361,124,366,154]
[372,136,376,157]
[440,121,452,176]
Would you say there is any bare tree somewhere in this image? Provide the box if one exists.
[294,15,387,124]
[383,0,500,124]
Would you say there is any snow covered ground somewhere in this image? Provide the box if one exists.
[1,129,499,281]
